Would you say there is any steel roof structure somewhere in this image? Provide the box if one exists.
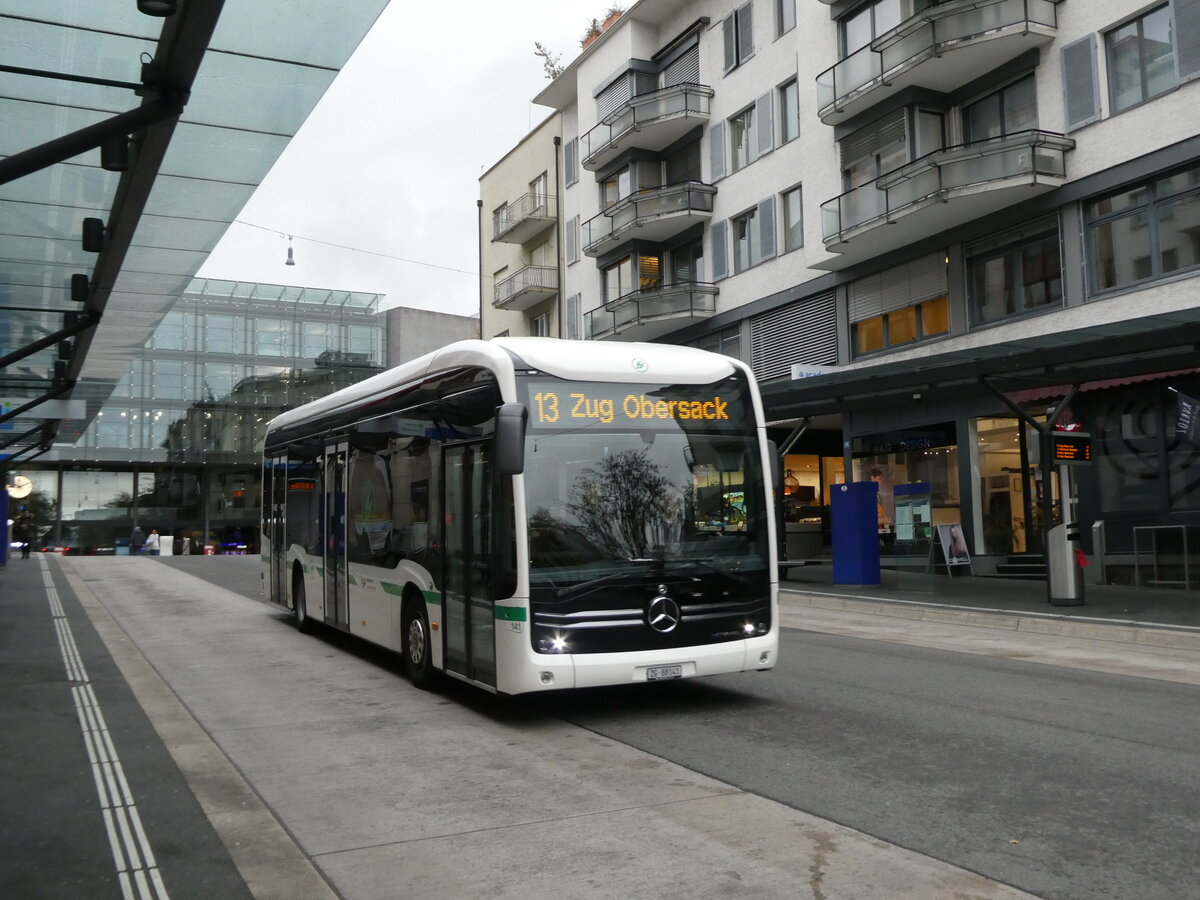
[1,0,389,467]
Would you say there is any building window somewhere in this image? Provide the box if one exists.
[733,207,760,274]
[665,137,702,184]
[730,106,757,173]
[841,109,908,189]
[696,325,741,359]
[963,74,1037,143]
[779,79,798,144]
[531,312,551,337]
[776,0,795,38]
[967,220,1062,324]
[853,296,948,356]
[530,172,549,209]
[782,186,803,252]
[723,2,754,72]
[601,167,633,209]
[1106,5,1175,114]
[841,0,903,58]
[1087,164,1200,293]
[671,238,704,283]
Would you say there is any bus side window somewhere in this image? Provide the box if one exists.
[389,438,431,565]
[348,450,393,565]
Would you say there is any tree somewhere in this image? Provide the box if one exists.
[534,42,563,80]
[567,449,682,560]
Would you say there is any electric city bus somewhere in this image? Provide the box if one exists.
[261,337,778,695]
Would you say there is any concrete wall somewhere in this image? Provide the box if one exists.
[384,307,478,367]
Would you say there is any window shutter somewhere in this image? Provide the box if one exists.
[1176,0,1200,82]
[840,109,907,171]
[723,14,736,71]
[750,292,837,381]
[596,76,632,120]
[736,3,754,64]
[710,219,728,280]
[566,294,581,340]
[757,197,776,263]
[664,45,700,86]
[1061,35,1100,131]
[566,215,579,263]
[880,252,947,313]
[564,138,578,187]
[755,92,773,157]
[848,272,883,322]
[709,121,726,181]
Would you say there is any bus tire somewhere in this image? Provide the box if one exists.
[403,595,435,690]
[294,568,316,634]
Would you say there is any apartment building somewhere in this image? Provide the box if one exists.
[479,112,562,339]
[524,0,1200,572]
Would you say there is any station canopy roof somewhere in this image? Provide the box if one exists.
[0,0,390,468]
[761,306,1200,424]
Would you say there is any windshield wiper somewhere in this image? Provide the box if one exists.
[555,562,658,600]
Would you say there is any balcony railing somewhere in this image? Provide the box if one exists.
[821,130,1073,256]
[581,82,714,171]
[492,192,556,244]
[582,181,716,257]
[584,282,718,341]
[493,265,558,311]
[816,0,1060,123]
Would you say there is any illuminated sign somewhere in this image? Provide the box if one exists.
[520,378,752,433]
[1051,432,1092,464]
[288,480,317,491]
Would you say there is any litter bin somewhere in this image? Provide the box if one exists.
[1047,521,1085,606]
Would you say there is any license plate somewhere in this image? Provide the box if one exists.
[646,664,683,681]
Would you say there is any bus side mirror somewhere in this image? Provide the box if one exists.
[495,403,527,476]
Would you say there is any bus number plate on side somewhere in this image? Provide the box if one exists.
[646,665,683,681]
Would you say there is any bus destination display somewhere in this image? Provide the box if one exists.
[523,379,749,432]
[1051,432,1092,464]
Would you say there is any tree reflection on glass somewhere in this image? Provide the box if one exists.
[567,448,683,559]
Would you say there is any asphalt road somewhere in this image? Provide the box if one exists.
[164,556,1200,900]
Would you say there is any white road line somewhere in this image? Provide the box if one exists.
[40,559,169,900]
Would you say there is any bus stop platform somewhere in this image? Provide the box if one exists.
[780,561,1200,637]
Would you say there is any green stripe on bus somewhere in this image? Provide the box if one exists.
[422,589,442,607]
[382,581,404,596]
[494,606,526,622]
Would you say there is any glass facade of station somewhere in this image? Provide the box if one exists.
[15,279,385,556]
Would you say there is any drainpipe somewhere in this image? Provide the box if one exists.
[477,199,485,331]
[554,135,564,338]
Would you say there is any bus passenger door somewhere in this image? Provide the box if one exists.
[324,441,350,630]
[441,441,496,687]
[269,455,287,602]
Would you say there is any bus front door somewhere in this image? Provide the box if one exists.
[269,455,287,602]
[324,442,350,630]
[441,441,496,687]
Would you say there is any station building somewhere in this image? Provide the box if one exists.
[515,0,1200,577]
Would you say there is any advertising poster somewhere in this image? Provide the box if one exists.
[936,523,971,567]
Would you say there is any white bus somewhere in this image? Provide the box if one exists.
[261,337,778,694]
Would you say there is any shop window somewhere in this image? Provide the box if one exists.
[1106,5,1175,114]
[967,221,1062,324]
[1086,164,1200,294]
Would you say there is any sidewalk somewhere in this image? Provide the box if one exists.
[781,562,1200,651]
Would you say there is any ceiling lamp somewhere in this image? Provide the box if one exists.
[137,0,178,16]
[285,236,296,266]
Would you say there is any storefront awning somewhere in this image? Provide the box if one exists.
[1004,368,1200,405]
[760,307,1200,424]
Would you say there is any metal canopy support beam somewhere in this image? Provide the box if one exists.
[778,418,811,457]
[0,422,52,452]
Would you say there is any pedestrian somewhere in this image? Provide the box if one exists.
[145,529,160,556]
[131,525,146,555]
[180,534,191,555]
[14,511,33,559]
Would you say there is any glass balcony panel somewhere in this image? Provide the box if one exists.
[886,167,940,210]
[834,45,881,102]
[582,84,713,168]
[879,24,932,72]
[582,213,614,251]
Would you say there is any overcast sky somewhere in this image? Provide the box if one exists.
[197,0,608,317]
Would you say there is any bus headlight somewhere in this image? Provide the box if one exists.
[536,635,570,654]
[743,622,756,635]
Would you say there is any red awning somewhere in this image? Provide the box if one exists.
[1005,368,1200,405]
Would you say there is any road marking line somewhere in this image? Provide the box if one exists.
[40,558,168,900]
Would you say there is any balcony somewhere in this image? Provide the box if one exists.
[816,0,1060,124]
[582,181,716,257]
[584,282,718,342]
[493,265,558,312]
[819,130,1073,269]
[581,82,714,171]
[492,192,555,244]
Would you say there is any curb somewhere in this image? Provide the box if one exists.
[781,589,1200,653]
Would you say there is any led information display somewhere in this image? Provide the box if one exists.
[1051,432,1092,464]
[520,378,751,433]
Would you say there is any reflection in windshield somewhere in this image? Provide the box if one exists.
[525,431,767,584]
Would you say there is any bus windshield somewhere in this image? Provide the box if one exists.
[518,373,768,589]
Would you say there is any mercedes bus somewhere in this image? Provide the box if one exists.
[261,337,778,694]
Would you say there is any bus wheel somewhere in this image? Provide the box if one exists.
[294,570,315,634]
[403,598,435,689]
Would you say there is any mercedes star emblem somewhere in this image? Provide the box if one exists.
[647,594,680,633]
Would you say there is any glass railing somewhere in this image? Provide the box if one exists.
[493,265,558,307]
[580,83,714,166]
[493,192,555,240]
[582,181,716,254]
[821,130,1074,242]
[817,0,1059,114]
[584,282,718,340]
